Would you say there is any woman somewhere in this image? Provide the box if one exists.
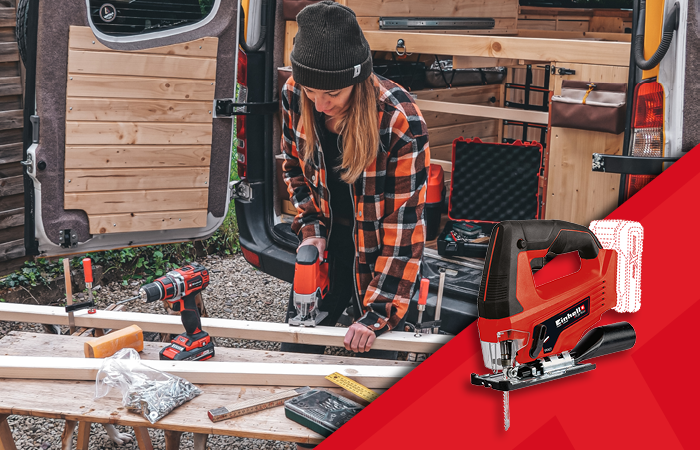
[280,1,429,356]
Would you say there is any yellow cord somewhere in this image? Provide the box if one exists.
[582,83,597,105]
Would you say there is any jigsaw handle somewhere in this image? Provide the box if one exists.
[478,220,603,320]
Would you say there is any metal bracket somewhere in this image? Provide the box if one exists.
[30,115,39,143]
[231,180,253,202]
[20,152,34,174]
[551,66,576,76]
[58,229,77,248]
[214,100,277,117]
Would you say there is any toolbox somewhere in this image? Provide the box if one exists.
[437,137,543,258]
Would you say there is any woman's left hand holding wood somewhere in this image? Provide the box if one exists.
[344,323,376,353]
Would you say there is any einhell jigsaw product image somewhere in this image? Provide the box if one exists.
[471,220,642,430]
[125,263,215,361]
[289,245,329,327]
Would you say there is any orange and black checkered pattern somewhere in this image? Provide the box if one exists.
[281,75,430,335]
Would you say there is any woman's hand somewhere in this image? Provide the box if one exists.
[344,323,376,353]
[298,237,326,258]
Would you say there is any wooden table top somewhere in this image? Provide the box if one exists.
[0,331,414,444]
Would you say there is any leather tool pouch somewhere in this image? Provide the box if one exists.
[283,0,324,20]
[551,81,627,135]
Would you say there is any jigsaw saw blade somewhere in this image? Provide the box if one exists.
[503,390,510,430]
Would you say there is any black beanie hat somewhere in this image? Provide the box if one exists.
[291,1,372,90]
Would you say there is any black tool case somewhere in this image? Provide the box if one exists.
[437,137,543,258]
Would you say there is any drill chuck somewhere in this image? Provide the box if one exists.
[140,282,164,303]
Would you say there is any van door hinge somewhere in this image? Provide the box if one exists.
[59,229,78,248]
[551,66,576,76]
[231,180,253,202]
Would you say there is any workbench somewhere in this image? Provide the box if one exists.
[0,332,415,449]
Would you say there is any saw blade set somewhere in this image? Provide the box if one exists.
[470,219,644,430]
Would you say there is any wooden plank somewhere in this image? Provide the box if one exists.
[66,98,213,123]
[0,355,413,389]
[88,209,208,234]
[0,142,20,164]
[423,105,495,128]
[0,207,22,230]
[0,96,20,112]
[0,28,15,42]
[284,21,296,68]
[65,189,209,215]
[75,422,90,450]
[588,16,624,33]
[0,42,18,62]
[0,62,19,78]
[0,162,21,177]
[414,84,500,104]
[0,174,22,196]
[68,50,217,80]
[557,20,589,32]
[0,77,20,97]
[69,26,219,58]
[518,19,556,31]
[346,0,518,19]
[416,99,549,124]
[64,168,209,192]
[0,413,17,450]
[427,120,498,147]
[0,304,451,353]
[0,239,23,262]
[452,56,519,69]
[65,121,213,145]
[0,109,21,130]
[0,193,22,210]
[0,332,416,367]
[516,29,631,42]
[362,31,631,66]
[64,145,211,169]
[66,74,216,101]
[0,224,22,243]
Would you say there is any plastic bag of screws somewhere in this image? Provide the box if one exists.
[94,348,202,424]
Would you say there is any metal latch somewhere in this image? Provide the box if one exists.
[30,115,39,143]
[551,66,576,76]
[59,229,77,248]
[21,153,34,174]
[231,180,253,202]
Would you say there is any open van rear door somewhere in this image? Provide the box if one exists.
[22,0,238,257]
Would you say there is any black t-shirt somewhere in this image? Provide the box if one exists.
[319,123,354,222]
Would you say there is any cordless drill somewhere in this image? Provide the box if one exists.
[138,262,215,361]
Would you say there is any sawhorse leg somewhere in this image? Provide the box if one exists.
[0,415,17,450]
[61,420,90,450]
[164,430,208,450]
[133,427,154,450]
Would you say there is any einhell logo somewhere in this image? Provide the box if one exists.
[555,305,585,327]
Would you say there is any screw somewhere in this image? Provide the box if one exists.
[179,218,182,221]
[92,41,95,44]
[70,77,73,80]
[211,83,213,85]
[113,224,116,227]
[199,46,202,49]
[208,111,211,114]
[68,179,71,183]
[69,107,72,110]
[204,181,208,185]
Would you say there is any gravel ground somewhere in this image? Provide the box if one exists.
[0,254,335,450]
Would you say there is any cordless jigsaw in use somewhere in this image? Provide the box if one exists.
[471,220,640,429]
[289,245,329,326]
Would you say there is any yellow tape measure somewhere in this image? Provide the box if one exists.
[325,372,379,403]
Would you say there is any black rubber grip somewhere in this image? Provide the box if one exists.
[296,245,319,265]
[571,322,636,363]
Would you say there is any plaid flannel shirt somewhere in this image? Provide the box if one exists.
[281,74,430,336]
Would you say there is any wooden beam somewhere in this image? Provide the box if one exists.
[68,50,217,80]
[66,74,216,101]
[88,209,208,234]
[416,99,549,124]
[64,168,210,192]
[0,413,17,450]
[64,145,211,169]
[516,29,631,43]
[0,304,450,353]
[0,356,412,389]
[362,31,631,66]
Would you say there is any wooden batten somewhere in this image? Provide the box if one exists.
[0,303,450,354]
[416,99,549,124]
[64,27,218,234]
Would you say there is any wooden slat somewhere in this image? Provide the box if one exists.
[0,303,451,353]
[557,20,589,32]
[0,42,17,62]
[363,31,631,66]
[64,145,211,169]
[68,26,219,58]
[427,120,498,147]
[0,207,22,230]
[0,174,22,196]
[414,84,500,104]
[0,76,21,96]
[0,142,21,164]
[64,168,209,192]
[517,19,556,31]
[88,209,208,234]
[452,56,519,69]
[346,0,518,19]
[588,17,625,33]
[68,50,217,80]
[516,29,631,42]
[0,61,19,78]
[65,121,213,145]
[0,109,21,130]
[416,99,549,124]
[66,74,216,100]
[0,238,23,262]
[65,189,208,215]
[284,21,296,67]
[422,104,495,128]
[66,97,213,123]
[0,193,21,210]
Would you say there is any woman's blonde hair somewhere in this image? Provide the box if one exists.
[299,75,379,184]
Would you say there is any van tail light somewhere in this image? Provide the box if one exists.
[241,246,260,268]
[236,48,248,180]
[625,80,664,200]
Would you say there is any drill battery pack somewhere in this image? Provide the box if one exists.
[160,330,215,361]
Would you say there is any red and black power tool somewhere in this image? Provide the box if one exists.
[138,262,215,361]
[289,245,329,327]
[471,221,637,429]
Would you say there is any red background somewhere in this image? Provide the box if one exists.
[319,146,700,449]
